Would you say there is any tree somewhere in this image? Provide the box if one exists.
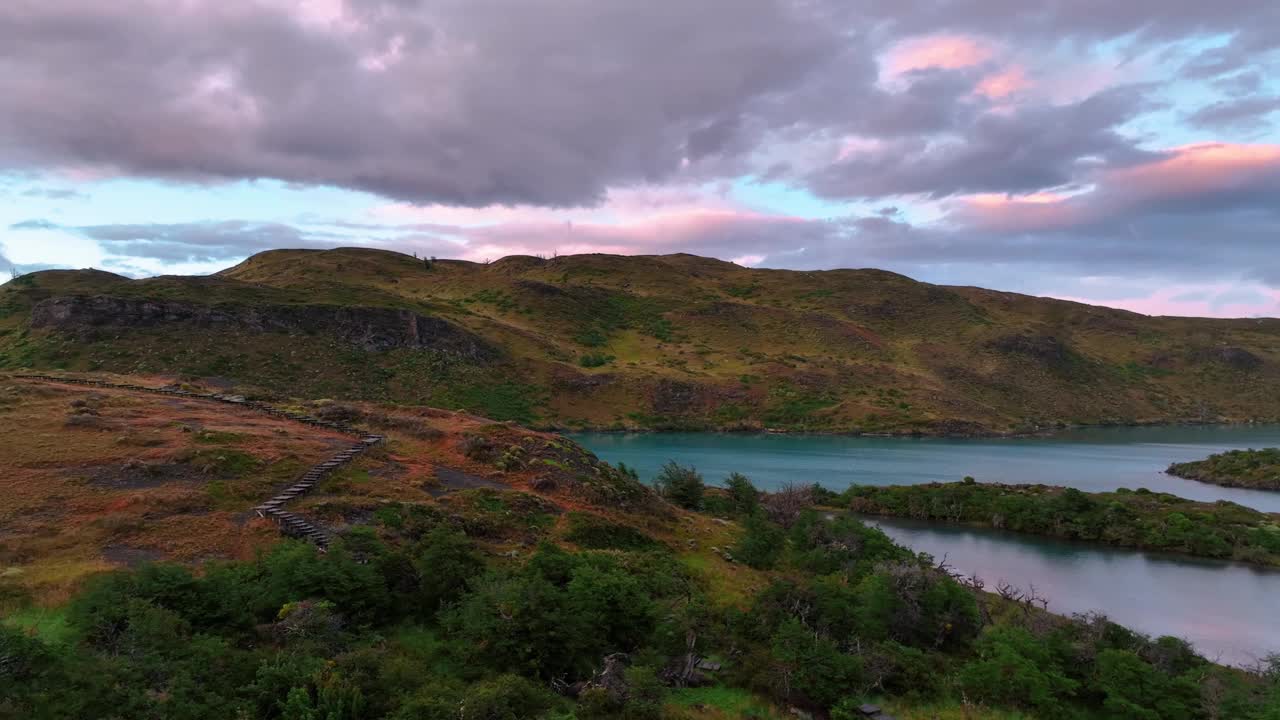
[725,472,760,515]
[958,626,1078,716]
[654,462,704,510]
[280,687,317,720]
[734,512,786,569]
[1093,649,1199,720]
[412,526,484,617]
[768,618,862,711]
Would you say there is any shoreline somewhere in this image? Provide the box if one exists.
[855,511,1280,571]
[841,481,1280,568]
[550,417,1280,440]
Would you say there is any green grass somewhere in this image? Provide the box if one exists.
[668,686,783,718]
[872,698,1034,720]
[3,605,73,644]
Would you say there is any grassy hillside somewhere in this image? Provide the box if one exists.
[3,247,1280,433]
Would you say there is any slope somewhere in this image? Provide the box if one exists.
[2,247,1279,434]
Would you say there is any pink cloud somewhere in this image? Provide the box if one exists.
[1107,142,1280,200]
[442,207,804,264]
[1051,285,1280,318]
[951,190,1089,232]
[975,66,1031,99]
[952,142,1280,233]
[372,184,745,228]
[883,34,997,78]
[375,183,810,265]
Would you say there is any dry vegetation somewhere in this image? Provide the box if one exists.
[0,374,725,607]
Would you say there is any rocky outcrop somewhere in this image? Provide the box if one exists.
[31,295,497,360]
[1190,345,1263,371]
[986,333,1072,366]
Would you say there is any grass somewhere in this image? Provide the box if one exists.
[873,698,1034,720]
[667,686,785,719]
[2,605,73,644]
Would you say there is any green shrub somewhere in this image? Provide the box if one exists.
[958,626,1078,716]
[580,353,616,368]
[724,472,760,515]
[654,461,705,510]
[412,527,485,617]
[565,512,662,551]
[733,512,786,569]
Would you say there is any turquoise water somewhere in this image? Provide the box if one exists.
[573,426,1280,664]
[573,425,1280,511]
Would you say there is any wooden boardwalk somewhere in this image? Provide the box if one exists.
[15,374,385,550]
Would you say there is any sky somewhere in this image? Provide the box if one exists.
[1,1,1278,318]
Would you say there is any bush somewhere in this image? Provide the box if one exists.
[412,527,485,617]
[579,353,616,368]
[315,403,364,423]
[461,433,497,461]
[654,462,704,510]
[958,626,1078,716]
[565,513,663,551]
[462,674,557,720]
[724,472,760,515]
[444,548,658,680]
[733,512,786,569]
[767,618,862,710]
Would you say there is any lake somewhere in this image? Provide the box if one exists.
[573,425,1280,511]
[867,516,1280,667]
[573,425,1280,665]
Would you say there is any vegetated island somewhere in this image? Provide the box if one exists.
[842,479,1280,566]
[1167,448,1280,490]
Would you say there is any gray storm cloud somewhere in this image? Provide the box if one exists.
[0,0,1277,310]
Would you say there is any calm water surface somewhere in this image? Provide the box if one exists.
[865,517,1280,667]
[573,426,1280,664]
[573,425,1280,511]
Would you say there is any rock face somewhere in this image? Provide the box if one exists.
[1191,345,1263,371]
[987,333,1072,366]
[31,295,497,360]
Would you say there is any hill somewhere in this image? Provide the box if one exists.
[3,247,1280,434]
[1168,448,1280,490]
[5,374,1278,720]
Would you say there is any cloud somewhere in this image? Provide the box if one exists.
[2,0,1273,208]
[0,0,845,207]
[19,186,87,200]
[882,34,997,77]
[13,219,343,265]
[9,219,61,231]
[1185,96,1280,132]
[804,85,1159,199]
[1053,285,1280,318]
[0,0,1276,317]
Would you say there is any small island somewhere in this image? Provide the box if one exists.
[843,479,1280,566]
[1167,448,1280,490]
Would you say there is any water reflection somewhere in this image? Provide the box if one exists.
[866,516,1280,666]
